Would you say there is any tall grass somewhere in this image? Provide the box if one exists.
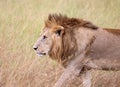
[0,0,120,87]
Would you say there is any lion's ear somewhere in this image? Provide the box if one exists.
[52,26,64,36]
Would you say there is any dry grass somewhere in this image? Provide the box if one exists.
[0,0,120,87]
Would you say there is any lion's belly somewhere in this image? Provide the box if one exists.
[89,57,120,70]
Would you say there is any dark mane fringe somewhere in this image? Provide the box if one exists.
[45,14,98,29]
[49,26,78,66]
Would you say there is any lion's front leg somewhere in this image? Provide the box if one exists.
[81,70,92,87]
[54,66,82,87]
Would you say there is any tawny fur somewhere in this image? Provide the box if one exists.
[34,14,120,87]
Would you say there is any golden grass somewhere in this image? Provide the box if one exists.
[0,0,120,87]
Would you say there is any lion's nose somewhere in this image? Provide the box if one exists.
[33,47,38,50]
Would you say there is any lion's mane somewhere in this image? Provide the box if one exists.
[45,14,98,66]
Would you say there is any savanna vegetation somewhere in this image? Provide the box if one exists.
[0,0,120,87]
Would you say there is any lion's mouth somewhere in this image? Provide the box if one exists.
[36,52,46,57]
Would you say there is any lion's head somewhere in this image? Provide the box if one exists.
[33,14,98,66]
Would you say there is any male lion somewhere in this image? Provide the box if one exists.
[33,14,120,87]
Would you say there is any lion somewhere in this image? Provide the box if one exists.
[33,14,120,87]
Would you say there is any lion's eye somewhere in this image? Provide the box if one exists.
[43,35,47,39]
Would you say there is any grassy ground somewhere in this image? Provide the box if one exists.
[0,0,120,87]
